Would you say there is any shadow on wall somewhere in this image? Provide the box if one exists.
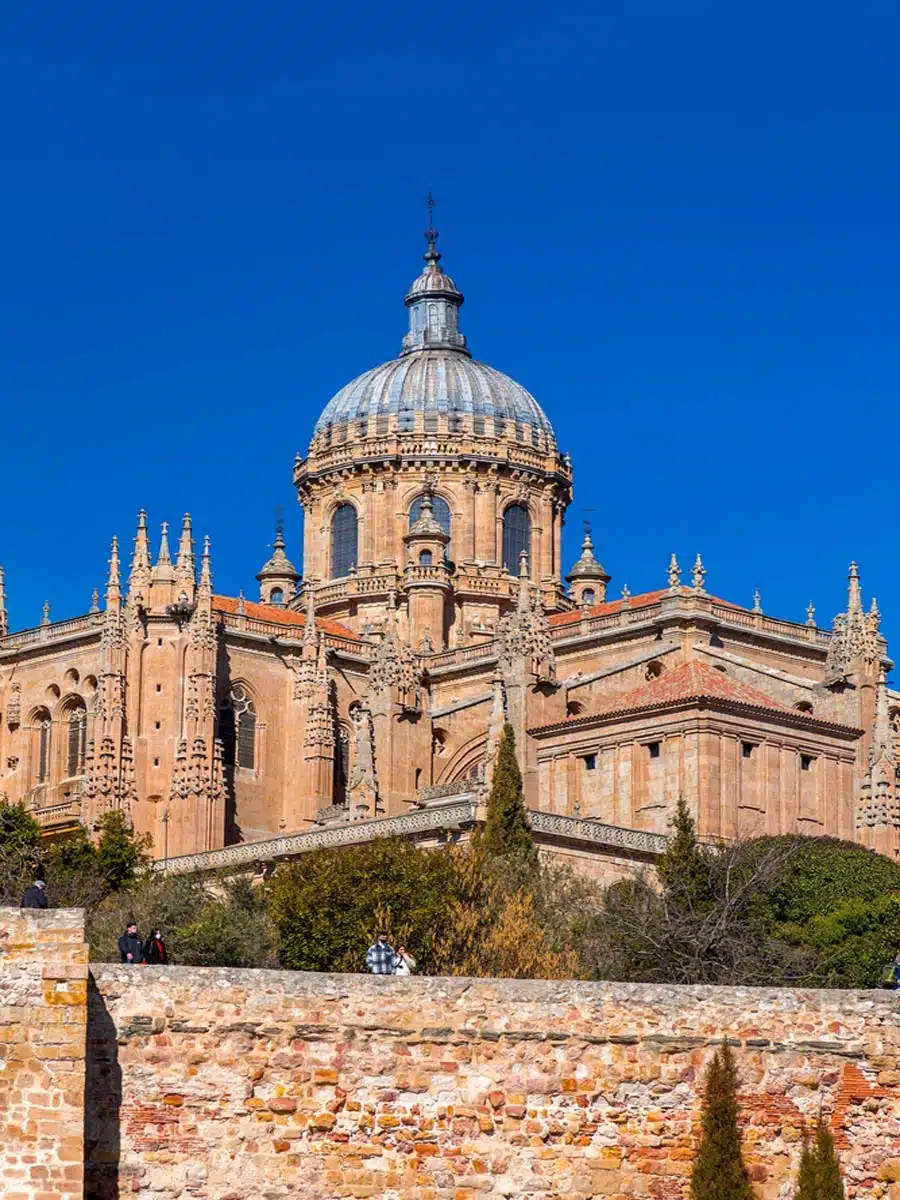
[84,977,121,1200]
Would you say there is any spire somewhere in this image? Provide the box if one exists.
[871,595,881,629]
[128,510,151,591]
[401,196,469,357]
[199,536,212,595]
[848,561,862,614]
[752,589,762,614]
[90,588,100,614]
[157,521,171,564]
[667,554,680,591]
[105,535,121,605]
[175,514,195,585]
[0,566,7,637]
[620,583,631,604]
[806,601,816,627]
[691,554,707,592]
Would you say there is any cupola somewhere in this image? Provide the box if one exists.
[256,521,301,606]
[565,529,611,606]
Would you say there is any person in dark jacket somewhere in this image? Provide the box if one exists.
[118,922,143,964]
[143,929,167,965]
[20,879,48,909]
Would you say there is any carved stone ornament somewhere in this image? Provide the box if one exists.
[6,683,21,730]
[347,702,379,813]
[825,603,881,682]
[496,580,556,684]
[369,629,424,710]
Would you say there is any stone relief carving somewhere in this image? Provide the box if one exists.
[496,580,555,684]
[347,702,379,814]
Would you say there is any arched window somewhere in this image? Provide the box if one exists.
[331,504,358,578]
[419,549,433,566]
[409,494,451,543]
[33,709,51,784]
[582,588,596,606]
[269,587,284,605]
[220,684,258,771]
[502,503,531,573]
[66,702,87,777]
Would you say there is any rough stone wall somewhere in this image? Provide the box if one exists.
[88,964,900,1200]
[0,907,87,1200]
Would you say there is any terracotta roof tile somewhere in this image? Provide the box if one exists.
[213,595,357,639]
[530,660,821,736]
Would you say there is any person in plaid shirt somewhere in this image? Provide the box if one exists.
[366,932,396,974]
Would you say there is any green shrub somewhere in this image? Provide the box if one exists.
[267,837,462,973]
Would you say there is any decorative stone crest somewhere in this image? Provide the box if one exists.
[496,561,555,683]
[6,683,20,730]
[825,563,882,683]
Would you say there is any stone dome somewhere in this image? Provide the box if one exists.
[311,227,557,447]
[313,351,556,440]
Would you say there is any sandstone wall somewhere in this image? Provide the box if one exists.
[0,907,87,1200]
[88,964,900,1200]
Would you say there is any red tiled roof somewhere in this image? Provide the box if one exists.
[530,660,815,736]
[549,587,747,629]
[213,595,357,639]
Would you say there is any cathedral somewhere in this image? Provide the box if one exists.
[0,223,897,879]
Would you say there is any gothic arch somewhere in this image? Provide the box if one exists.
[219,681,261,773]
[501,500,532,573]
[28,706,52,786]
[437,731,487,785]
[58,694,88,779]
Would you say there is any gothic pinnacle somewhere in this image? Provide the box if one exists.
[752,589,762,614]
[175,514,195,583]
[667,554,680,590]
[806,601,816,627]
[0,566,7,637]
[90,588,100,614]
[106,535,121,601]
[41,600,51,626]
[129,509,151,589]
[691,554,707,592]
[157,521,171,565]
[848,561,862,613]
[199,535,212,592]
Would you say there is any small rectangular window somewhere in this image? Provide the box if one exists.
[155,684,162,693]
[157,638,163,646]
[155,722,161,731]
[742,742,754,759]
[647,742,661,759]
[801,754,813,771]
[583,754,596,771]
[153,757,160,767]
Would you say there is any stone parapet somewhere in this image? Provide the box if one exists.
[86,964,900,1199]
[0,907,88,1200]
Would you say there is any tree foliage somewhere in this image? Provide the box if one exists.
[476,723,538,870]
[267,837,461,973]
[794,1118,845,1200]
[88,872,277,967]
[691,1043,753,1200]
[95,810,152,892]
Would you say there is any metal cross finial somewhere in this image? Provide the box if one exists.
[424,191,440,262]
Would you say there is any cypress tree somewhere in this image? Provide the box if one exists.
[794,1118,845,1200]
[691,1043,753,1200]
[658,795,714,910]
[477,723,538,869]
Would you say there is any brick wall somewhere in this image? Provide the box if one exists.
[6,907,900,1199]
[0,907,88,1200]
[88,965,900,1200]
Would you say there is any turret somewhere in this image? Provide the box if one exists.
[256,520,301,605]
[565,527,610,606]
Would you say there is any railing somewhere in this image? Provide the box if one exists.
[425,642,497,670]
[217,611,373,659]
[298,429,567,478]
[2,612,103,651]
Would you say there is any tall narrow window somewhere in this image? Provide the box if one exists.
[331,503,358,578]
[502,503,531,573]
[35,711,51,783]
[66,703,87,776]
[334,724,350,805]
[220,684,257,771]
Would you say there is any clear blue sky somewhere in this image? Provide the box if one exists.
[1,2,898,652]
